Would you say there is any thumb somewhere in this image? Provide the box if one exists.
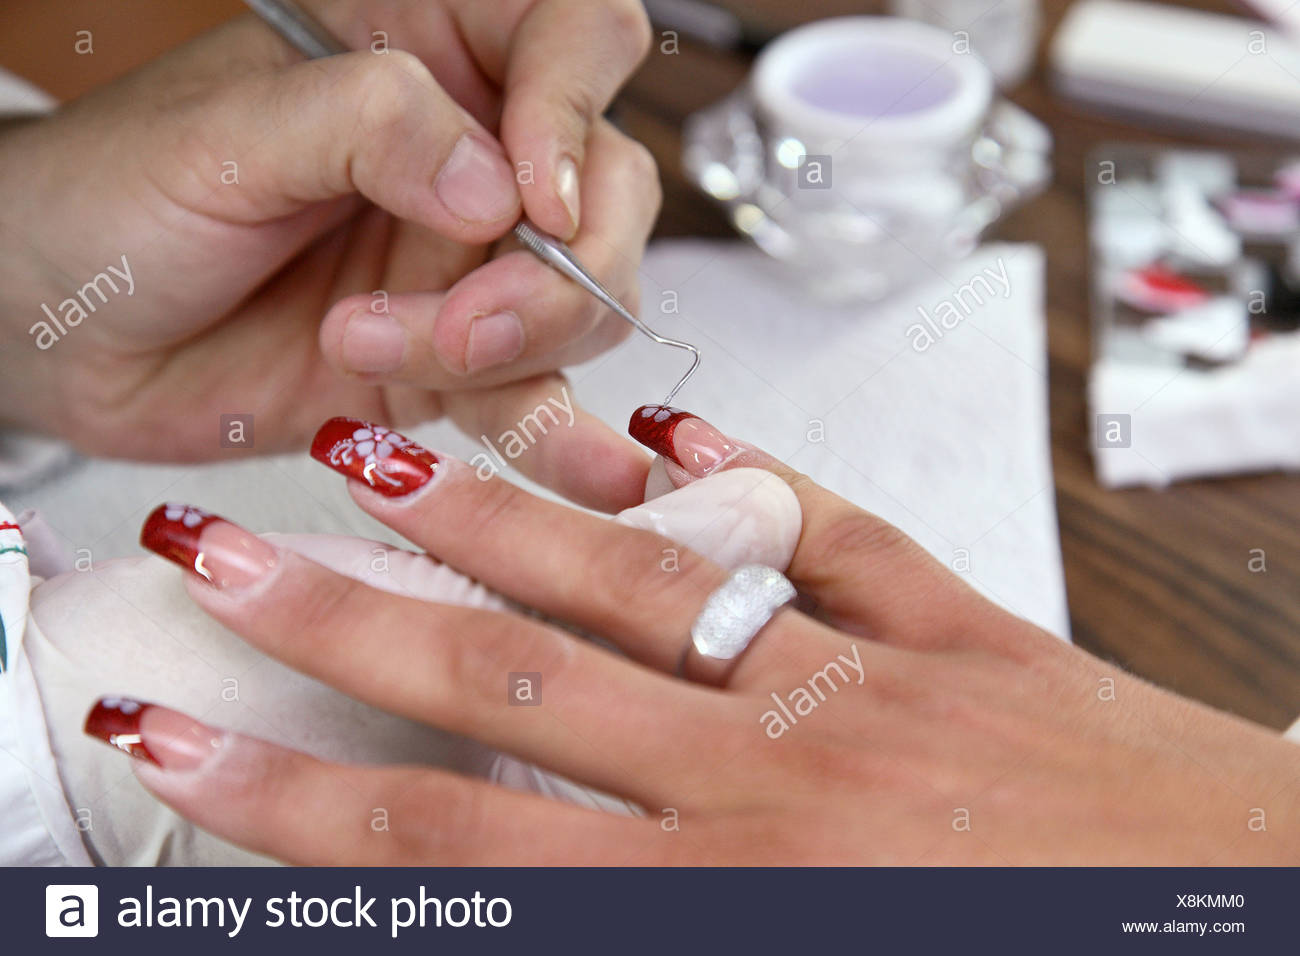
[172,50,521,242]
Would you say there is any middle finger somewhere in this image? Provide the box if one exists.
[308,417,850,680]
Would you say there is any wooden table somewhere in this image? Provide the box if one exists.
[6,0,1299,728]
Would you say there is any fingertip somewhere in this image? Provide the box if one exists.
[506,117,585,239]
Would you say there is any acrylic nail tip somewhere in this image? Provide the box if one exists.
[84,697,157,765]
[140,503,223,579]
[630,405,742,477]
[310,416,439,496]
[628,404,691,461]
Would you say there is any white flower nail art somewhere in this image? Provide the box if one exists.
[325,424,417,489]
[99,697,142,715]
[163,504,211,529]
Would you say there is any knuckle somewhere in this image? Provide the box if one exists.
[386,772,484,864]
[817,513,921,564]
[626,138,659,182]
[622,138,663,216]
[418,638,481,722]
[576,528,717,631]
[351,50,432,135]
[864,650,947,714]
[553,83,599,133]
[290,567,371,640]
[749,733,873,799]
[437,614,572,718]
[605,0,653,62]
[996,621,1071,668]
[375,47,432,85]
[782,470,820,498]
[467,475,530,541]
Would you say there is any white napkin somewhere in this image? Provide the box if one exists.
[1090,332,1300,488]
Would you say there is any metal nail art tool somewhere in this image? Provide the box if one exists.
[243,0,703,406]
[511,223,700,405]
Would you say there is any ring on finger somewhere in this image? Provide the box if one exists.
[677,564,796,684]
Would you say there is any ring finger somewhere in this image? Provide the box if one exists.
[138,503,739,806]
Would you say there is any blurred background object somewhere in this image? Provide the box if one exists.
[1087,147,1300,488]
[683,16,1050,301]
[2,0,1298,730]
[1052,0,1300,140]
[891,0,1041,87]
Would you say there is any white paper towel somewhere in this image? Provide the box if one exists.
[1090,333,1300,488]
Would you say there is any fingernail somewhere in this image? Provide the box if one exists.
[84,697,225,771]
[341,310,407,375]
[628,405,741,478]
[310,416,439,497]
[435,133,519,223]
[555,156,580,236]
[465,311,524,372]
[140,504,278,590]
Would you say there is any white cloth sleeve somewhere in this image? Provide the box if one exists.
[0,503,93,865]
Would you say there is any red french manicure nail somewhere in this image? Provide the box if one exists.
[84,697,223,770]
[629,405,741,478]
[310,417,440,497]
[85,697,158,764]
[140,504,278,589]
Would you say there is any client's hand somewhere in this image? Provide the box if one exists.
[84,413,1300,863]
[0,0,655,510]
[35,457,796,865]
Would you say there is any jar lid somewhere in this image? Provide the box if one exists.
[752,16,993,151]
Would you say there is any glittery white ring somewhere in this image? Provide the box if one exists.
[689,565,796,661]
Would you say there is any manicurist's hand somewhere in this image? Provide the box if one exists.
[0,0,655,510]
[83,412,1300,864]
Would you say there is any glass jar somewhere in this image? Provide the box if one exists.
[683,16,1051,302]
